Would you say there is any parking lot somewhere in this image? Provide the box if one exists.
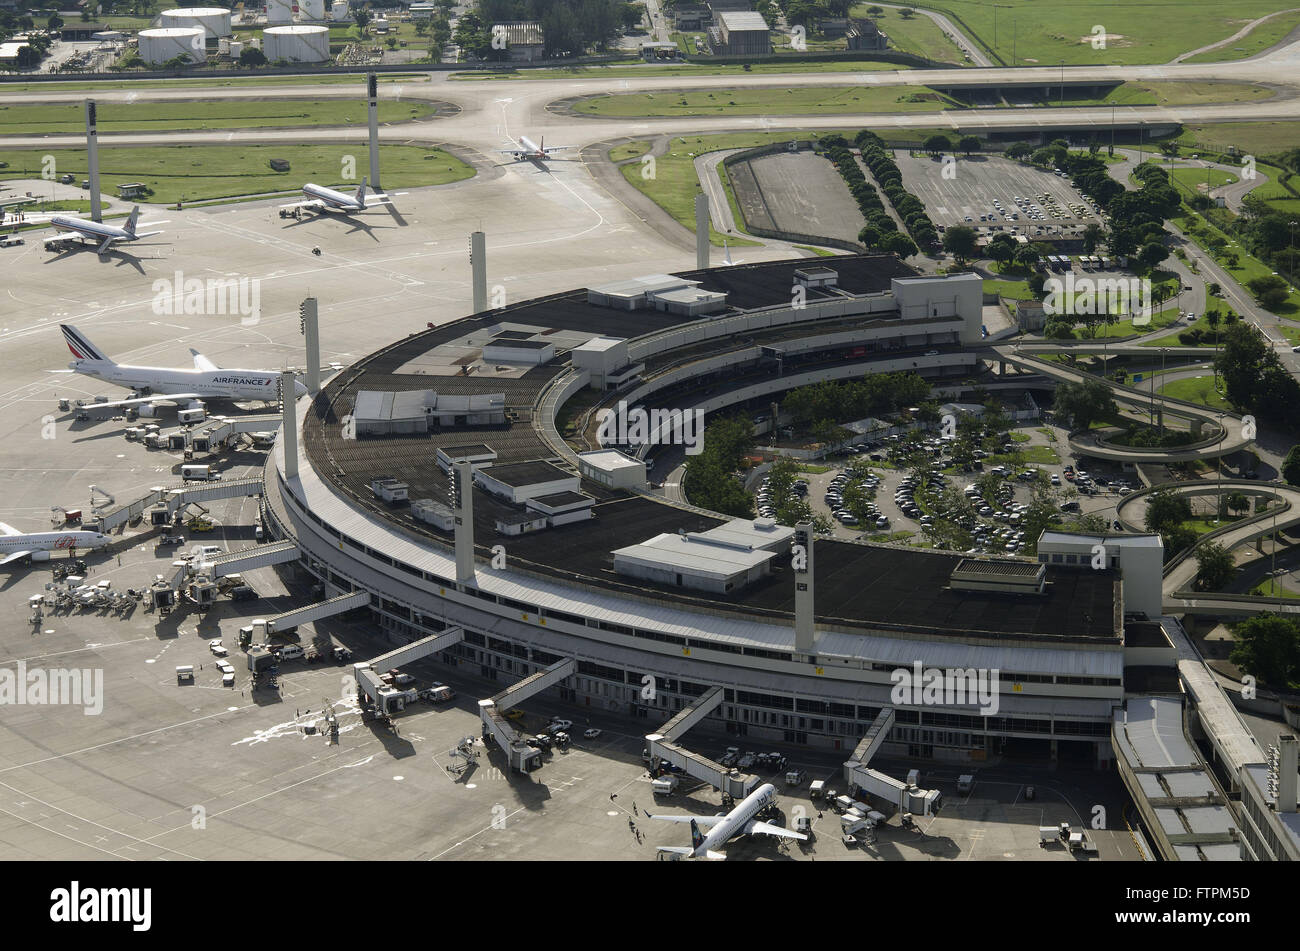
[895,153,1103,241]
[752,420,1141,551]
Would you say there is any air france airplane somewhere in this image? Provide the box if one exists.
[279,177,402,216]
[0,522,110,566]
[58,324,307,413]
[44,206,167,255]
[496,135,574,163]
[647,783,806,859]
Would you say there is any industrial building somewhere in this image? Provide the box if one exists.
[491,21,545,62]
[709,11,772,56]
[158,7,233,39]
[846,18,889,51]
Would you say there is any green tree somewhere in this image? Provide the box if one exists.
[922,133,951,156]
[1283,444,1300,486]
[1194,541,1235,591]
[1052,377,1116,430]
[877,231,917,258]
[942,225,977,264]
[47,14,63,29]
[857,225,881,249]
[1144,486,1193,534]
[353,6,372,33]
[957,135,981,157]
[1230,613,1300,689]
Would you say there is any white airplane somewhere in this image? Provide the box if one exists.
[497,135,574,163]
[278,178,403,216]
[44,206,167,255]
[0,522,110,566]
[57,323,307,413]
[647,783,805,859]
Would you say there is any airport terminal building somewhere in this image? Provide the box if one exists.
[260,254,1153,767]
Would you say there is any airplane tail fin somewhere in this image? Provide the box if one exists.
[60,325,112,364]
[123,206,141,236]
[356,177,368,205]
[690,818,703,851]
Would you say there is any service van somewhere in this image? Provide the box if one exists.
[176,665,195,684]
[277,644,304,661]
[651,775,678,796]
[181,464,220,482]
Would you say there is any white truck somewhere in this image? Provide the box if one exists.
[651,775,679,796]
[181,464,220,482]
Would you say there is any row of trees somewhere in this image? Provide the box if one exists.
[781,371,931,431]
[682,416,755,518]
[821,136,917,258]
[856,129,939,251]
[1215,322,1300,432]
[459,0,643,58]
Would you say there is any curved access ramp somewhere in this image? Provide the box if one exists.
[1112,478,1300,614]
[991,345,1252,463]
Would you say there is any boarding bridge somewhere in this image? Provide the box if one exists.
[843,710,943,817]
[188,414,280,453]
[161,478,264,517]
[256,589,371,635]
[353,626,465,716]
[94,486,169,533]
[852,706,895,767]
[478,657,577,774]
[202,540,300,579]
[645,687,758,799]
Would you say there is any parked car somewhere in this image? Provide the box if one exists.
[584,728,602,739]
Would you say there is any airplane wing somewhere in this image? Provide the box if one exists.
[190,349,219,373]
[644,813,725,829]
[279,199,327,212]
[130,230,165,239]
[74,393,204,412]
[0,550,34,566]
[744,820,807,841]
[44,234,82,247]
[0,521,20,536]
[543,146,575,153]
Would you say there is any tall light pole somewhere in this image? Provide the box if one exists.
[1289,219,1297,281]
[1158,347,1168,435]
[1060,60,1065,106]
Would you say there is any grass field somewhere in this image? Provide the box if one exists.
[1175,122,1300,157]
[0,74,427,93]
[1183,9,1300,62]
[1158,374,1233,410]
[849,4,965,64]
[608,141,653,163]
[907,0,1300,65]
[0,99,438,134]
[575,85,955,118]
[1250,577,1300,598]
[618,133,774,247]
[0,144,473,203]
[451,60,906,80]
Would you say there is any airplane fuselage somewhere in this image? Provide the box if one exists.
[50,216,137,242]
[302,184,363,211]
[696,783,778,856]
[71,360,281,402]
[0,531,109,553]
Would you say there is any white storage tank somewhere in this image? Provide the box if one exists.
[263,24,329,62]
[329,0,348,21]
[299,0,326,20]
[229,39,243,58]
[266,0,294,25]
[137,27,206,64]
[159,7,232,38]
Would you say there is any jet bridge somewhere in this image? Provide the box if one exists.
[189,414,281,453]
[162,478,264,516]
[94,486,169,533]
[645,687,757,799]
[478,658,576,774]
[254,589,371,636]
[843,707,943,817]
[202,540,300,578]
[353,626,465,716]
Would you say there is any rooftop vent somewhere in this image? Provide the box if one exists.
[949,558,1045,595]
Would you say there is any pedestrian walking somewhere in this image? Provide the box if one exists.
[632,802,638,816]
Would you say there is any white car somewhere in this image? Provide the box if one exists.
[547,719,573,734]
[584,728,602,739]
